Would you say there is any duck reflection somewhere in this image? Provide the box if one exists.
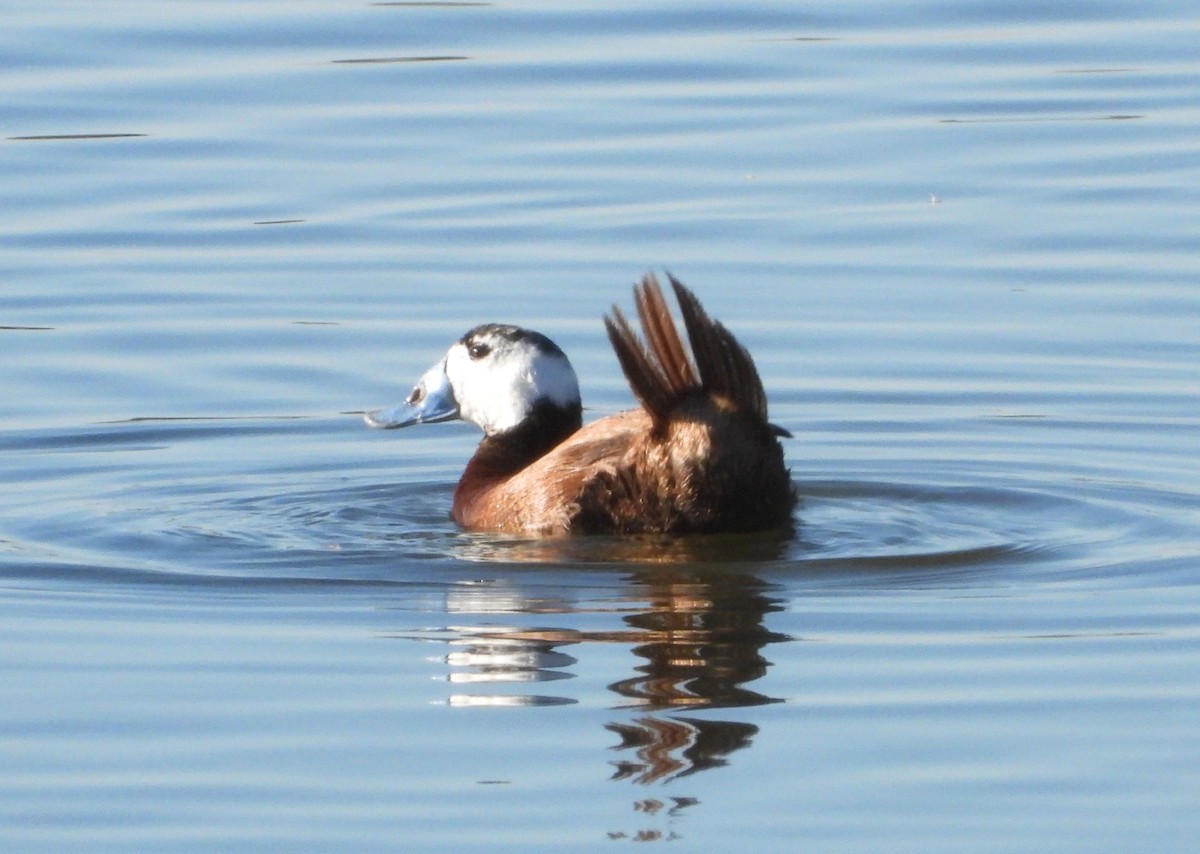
[430,559,786,783]
[604,567,786,784]
[442,624,578,708]
[609,567,785,709]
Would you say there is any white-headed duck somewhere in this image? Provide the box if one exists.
[365,273,796,535]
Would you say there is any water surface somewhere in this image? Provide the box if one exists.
[3,1,1199,851]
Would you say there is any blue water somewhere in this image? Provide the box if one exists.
[3,1,1199,851]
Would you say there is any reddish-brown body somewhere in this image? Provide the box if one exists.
[447,276,796,535]
[453,403,793,535]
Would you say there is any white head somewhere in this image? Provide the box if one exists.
[364,324,582,437]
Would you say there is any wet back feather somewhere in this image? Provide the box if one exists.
[590,273,795,533]
[604,274,772,430]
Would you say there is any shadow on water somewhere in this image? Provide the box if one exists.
[449,527,797,565]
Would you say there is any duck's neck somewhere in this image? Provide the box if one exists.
[458,399,583,487]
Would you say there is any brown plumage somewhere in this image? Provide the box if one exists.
[365,273,796,535]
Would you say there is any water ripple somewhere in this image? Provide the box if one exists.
[3,425,1185,592]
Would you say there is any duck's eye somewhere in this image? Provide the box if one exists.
[467,341,491,360]
[406,386,424,405]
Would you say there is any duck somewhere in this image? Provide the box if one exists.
[364,273,796,535]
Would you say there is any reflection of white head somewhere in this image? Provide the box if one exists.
[446,324,581,436]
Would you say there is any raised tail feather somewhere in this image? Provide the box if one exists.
[604,273,786,435]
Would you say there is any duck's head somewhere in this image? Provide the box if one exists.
[364,323,582,437]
